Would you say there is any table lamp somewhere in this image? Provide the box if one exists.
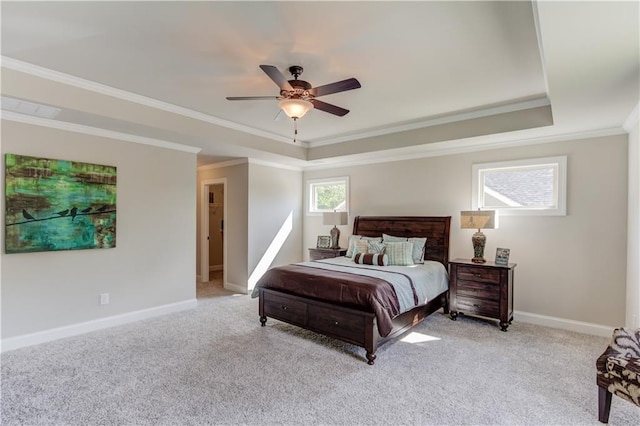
[460,210,497,263]
[322,211,348,249]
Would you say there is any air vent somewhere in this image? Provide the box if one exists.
[1,96,61,119]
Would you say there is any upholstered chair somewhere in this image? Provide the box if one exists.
[596,327,640,423]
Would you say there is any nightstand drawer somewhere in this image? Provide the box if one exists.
[457,266,500,284]
[457,280,500,300]
[456,296,500,318]
[263,293,308,326]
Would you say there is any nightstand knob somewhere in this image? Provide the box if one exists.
[281,305,288,311]
[473,273,482,277]
[334,321,339,325]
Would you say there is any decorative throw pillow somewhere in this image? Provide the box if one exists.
[368,241,386,254]
[382,233,406,242]
[345,235,362,258]
[382,233,426,263]
[352,239,370,256]
[383,241,415,266]
[361,236,382,243]
[408,237,427,263]
[354,252,388,266]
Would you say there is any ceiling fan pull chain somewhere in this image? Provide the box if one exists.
[293,118,298,143]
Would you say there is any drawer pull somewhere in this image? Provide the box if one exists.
[334,321,339,326]
[281,305,288,311]
[473,273,482,277]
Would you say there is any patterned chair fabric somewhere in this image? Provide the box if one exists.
[596,328,640,423]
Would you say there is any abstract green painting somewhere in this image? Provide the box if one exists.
[5,154,117,253]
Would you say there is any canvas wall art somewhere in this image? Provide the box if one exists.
[5,154,117,253]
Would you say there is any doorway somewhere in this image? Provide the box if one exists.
[200,178,227,285]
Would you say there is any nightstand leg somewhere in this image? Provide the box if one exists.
[499,321,509,331]
[450,311,458,321]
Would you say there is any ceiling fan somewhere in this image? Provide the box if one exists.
[226,65,361,120]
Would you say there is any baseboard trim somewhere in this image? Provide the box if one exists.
[224,281,248,294]
[1,299,198,352]
[514,310,615,337]
[209,265,223,272]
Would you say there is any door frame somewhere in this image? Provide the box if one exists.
[200,178,227,284]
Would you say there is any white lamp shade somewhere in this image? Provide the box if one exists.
[322,211,348,226]
[460,210,498,230]
[278,98,313,119]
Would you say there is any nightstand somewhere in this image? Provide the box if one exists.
[448,258,516,331]
[308,248,347,261]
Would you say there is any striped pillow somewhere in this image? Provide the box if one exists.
[354,252,388,266]
[384,241,415,266]
[382,233,427,263]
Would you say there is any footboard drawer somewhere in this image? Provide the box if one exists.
[308,305,366,344]
[263,292,308,326]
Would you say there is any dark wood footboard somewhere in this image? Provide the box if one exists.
[259,288,448,365]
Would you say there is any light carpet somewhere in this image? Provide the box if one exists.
[1,280,638,425]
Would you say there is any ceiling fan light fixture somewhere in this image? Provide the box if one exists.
[278,98,313,119]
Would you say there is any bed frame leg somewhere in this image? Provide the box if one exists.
[260,316,267,326]
[366,351,376,365]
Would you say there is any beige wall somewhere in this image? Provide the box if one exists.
[197,161,303,293]
[304,134,628,328]
[1,121,197,339]
[197,163,248,291]
[247,163,303,290]
[628,120,640,327]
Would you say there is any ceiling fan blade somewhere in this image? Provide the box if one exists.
[259,65,293,91]
[310,99,350,117]
[311,78,361,97]
[226,96,279,101]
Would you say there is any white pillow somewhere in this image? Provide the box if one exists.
[352,239,370,256]
[345,235,362,258]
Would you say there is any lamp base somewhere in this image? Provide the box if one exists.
[471,230,487,263]
[330,226,341,249]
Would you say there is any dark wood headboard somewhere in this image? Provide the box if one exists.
[352,216,451,266]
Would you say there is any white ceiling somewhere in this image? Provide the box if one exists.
[1,1,638,168]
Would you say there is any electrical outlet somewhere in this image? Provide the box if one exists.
[100,293,109,305]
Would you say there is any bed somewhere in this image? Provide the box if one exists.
[253,216,451,365]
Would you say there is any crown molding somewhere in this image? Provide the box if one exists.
[623,102,639,132]
[197,159,248,171]
[1,56,293,145]
[1,110,202,154]
[302,126,626,171]
[248,158,303,172]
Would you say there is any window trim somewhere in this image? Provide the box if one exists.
[306,176,349,216]
[472,156,567,216]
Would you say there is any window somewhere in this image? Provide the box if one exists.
[306,177,349,215]
[472,156,567,216]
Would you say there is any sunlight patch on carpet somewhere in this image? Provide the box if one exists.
[400,332,441,344]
